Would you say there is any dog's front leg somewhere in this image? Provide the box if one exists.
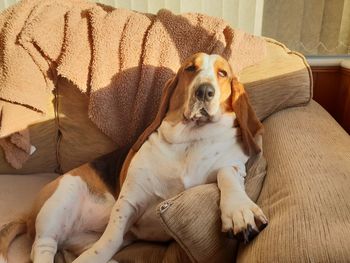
[217,167,268,243]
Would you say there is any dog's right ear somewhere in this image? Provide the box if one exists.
[121,74,178,185]
[159,75,180,115]
[132,74,178,151]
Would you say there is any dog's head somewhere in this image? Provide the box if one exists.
[164,52,263,155]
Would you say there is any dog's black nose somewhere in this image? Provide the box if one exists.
[195,83,215,102]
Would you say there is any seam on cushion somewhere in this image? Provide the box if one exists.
[53,77,63,174]
[263,37,313,103]
[156,198,198,263]
[157,189,234,263]
[44,36,63,174]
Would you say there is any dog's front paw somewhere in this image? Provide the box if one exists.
[220,196,268,244]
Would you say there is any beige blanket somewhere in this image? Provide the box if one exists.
[0,0,266,168]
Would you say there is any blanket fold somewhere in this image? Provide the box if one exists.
[0,0,266,169]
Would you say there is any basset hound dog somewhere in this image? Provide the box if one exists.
[0,53,268,263]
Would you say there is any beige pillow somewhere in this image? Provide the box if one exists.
[158,184,236,263]
[240,37,312,121]
[157,147,267,263]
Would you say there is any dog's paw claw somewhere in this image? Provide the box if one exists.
[258,221,268,231]
[223,210,268,243]
[231,224,259,243]
[227,230,235,239]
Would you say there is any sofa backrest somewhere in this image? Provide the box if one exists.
[0,38,312,174]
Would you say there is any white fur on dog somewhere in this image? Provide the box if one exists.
[73,113,251,263]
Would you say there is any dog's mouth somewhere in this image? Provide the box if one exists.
[183,103,217,124]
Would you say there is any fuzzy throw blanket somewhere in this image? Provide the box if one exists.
[0,0,266,169]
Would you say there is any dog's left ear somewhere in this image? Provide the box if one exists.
[231,77,263,156]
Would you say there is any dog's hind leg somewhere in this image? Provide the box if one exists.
[73,197,137,263]
[31,175,86,263]
[73,176,153,263]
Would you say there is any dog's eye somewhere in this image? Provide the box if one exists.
[185,64,197,72]
[218,69,227,78]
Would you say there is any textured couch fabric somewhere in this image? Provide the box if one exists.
[57,78,117,173]
[237,101,350,263]
[158,184,236,263]
[0,95,58,174]
[1,101,349,262]
[0,173,59,262]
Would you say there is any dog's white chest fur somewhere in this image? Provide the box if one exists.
[128,113,249,200]
[124,113,249,241]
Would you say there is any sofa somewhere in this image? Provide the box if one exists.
[1,37,350,263]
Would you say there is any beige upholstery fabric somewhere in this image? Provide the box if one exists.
[0,96,58,174]
[57,77,117,173]
[158,184,236,263]
[0,173,59,262]
[241,38,312,121]
[0,173,59,227]
[157,151,266,263]
[54,242,190,263]
[2,101,349,263]
[237,100,350,263]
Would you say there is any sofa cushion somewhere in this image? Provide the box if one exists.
[240,38,312,121]
[57,77,117,173]
[237,100,350,262]
[158,184,236,263]
[0,96,58,174]
[0,173,59,262]
[0,173,59,225]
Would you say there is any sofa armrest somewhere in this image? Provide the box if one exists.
[237,100,350,262]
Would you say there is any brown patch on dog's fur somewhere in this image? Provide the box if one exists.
[1,151,125,260]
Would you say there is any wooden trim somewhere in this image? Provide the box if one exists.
[340,67,350,76]
[311,66,340,73]
[311,65,350,134]
[338,67,350,133]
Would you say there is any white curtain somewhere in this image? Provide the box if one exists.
[262,0,350,55]
[0,0,264,35]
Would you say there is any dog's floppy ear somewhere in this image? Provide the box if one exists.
[231,77,263,156]
[121,74,179,185]
[132,74,178,151]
